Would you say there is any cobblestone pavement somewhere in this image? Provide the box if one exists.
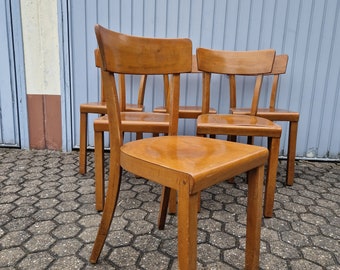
[0,148,339,269]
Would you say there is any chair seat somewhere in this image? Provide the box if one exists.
[197,114,282,137]
[231,107,300,121]
[154,106,217,119]
[121,136,268,193]
[80,102,144,114]
[94,112,171,133]
[80,102,107,114]
[125,103,145,112]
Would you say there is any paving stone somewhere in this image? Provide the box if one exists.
[0,230,31,248]
[33,208,59,221]
[197,243,222,264]
[198,218,223,233]
[24,233,56,252]
[126,220,154,235]
[49,256,85,270]
[301,246,336,267]
[52,223,81,239]
[27,220,57,234]
[209,231,236,249]
[4,217,35,231]
[260,253,288,269]
[269,240,301,259]
[139,251,171,269]
[51,238,83,256]
[289,259,324,270]
[0,148,339,269]
[57,191,80,201]
[107,246,140,268]
[133,234,161,251]
[0,247,26,267]
[56,201,80,212]
[54,212,81,224]
[122,208,148,221]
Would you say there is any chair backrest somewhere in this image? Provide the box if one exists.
[267,54,288,109]
[162,54,201,110]
[95,24,192,147]
[95,48,148,109]
[196,48,276,115]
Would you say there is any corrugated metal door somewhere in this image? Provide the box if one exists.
[66,0,340,159]
[0,0,20,147]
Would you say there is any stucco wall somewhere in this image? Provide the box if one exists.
[20,0,60,95]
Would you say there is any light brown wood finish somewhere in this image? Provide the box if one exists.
[153,55,217,118]
[90,24,268,269]
[196,48,282,218]
[92,27,192,211]
[90,49,174,210]
[79,49,145,174]
[230,55,299,186]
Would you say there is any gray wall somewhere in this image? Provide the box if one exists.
[65,0,340,159]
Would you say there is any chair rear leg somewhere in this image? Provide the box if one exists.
[263,136,280,217]
[158,187,171,230]
[79,112,88,174]
[168,189,177,214]
[287,121,298,186]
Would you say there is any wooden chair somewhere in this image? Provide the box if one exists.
[79,49,145,174]
[153,55,217,118]
[92,40,183,211]
[90,24,269,269]
[230,54,299,186]
[196,48,282,218]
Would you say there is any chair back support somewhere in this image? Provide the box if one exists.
[94,48,106,103]
[96,25,192,75]
[196,48,275,115]
[95,48,148,111]
[95,24,192,147]
[268,54,288,109]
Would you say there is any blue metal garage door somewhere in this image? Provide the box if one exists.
[64,0,340,159]
[0,0,20,147]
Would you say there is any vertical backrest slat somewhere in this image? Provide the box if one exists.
[196,48,275,116]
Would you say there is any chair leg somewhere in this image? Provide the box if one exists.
[158,187,171,230]
[227,135,237,183]
[263,137,280,218]
[90,167,122,263]
[168,189,177,214]
[79,112,88,174]
[136,132,143,140]
[95,130,105,211]
[177,183,198,270]
[286,121,298,186]
[247,136,254,145]
[245,165,264,269]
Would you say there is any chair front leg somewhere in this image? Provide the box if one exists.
[90,167,122,263]
[245,165,264,269]
[263,136,280,217]
[79,112,88,174]
[95,129,105,211]
[177,181,198,270]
